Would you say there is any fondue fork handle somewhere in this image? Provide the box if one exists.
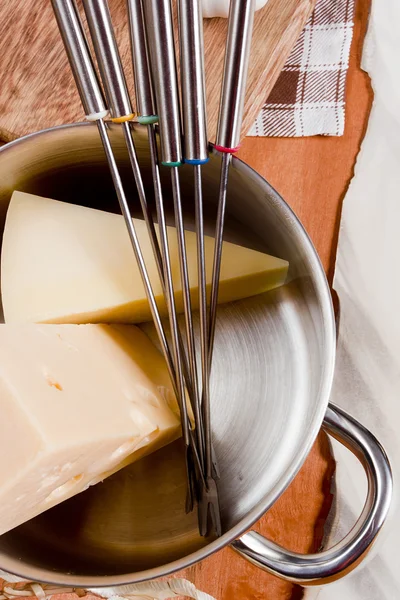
[215,0,255,154]
[51,0,108,121]
[81,0,134,123]
[233,403,393,584]
[142,0,182,168]
[179,0,208,167]
[126,0,157,124]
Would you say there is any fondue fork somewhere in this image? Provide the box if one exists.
[208,0,256,367]
[178,0,221,537]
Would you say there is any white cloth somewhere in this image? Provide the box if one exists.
[201,0,267,18]
[249,0,355,137]
[0,570,215,600]
[305,0,400,597]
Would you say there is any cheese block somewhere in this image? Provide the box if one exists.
[1,191,289,324]
[0,323,181,536]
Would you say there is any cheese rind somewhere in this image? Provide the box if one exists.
[0,323,180,536]
[1,191,289,324]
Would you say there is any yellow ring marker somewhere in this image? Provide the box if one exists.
[110,113,136,123]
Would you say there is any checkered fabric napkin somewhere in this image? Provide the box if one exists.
[249,0,355,137]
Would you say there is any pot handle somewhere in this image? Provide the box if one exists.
[231,403,392,585]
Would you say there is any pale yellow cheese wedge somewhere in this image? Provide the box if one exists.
[1,191,289,324]
[0,323,181,536]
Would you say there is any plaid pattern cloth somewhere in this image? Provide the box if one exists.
[249,0,355,137]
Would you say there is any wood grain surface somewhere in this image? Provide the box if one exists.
[0,0,315,143]
[0,0,373,598]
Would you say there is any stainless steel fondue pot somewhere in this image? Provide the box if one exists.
[0,123,392,587]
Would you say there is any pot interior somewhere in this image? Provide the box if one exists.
[0,123,335,584]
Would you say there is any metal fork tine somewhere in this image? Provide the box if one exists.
[197,489,208,537]
[185,445,195,513]
[197,477,222,538]
[207,478,222,537]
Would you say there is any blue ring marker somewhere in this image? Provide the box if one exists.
[184,157,210,165]
[137,115,159,125]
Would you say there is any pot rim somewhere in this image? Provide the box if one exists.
[0,122,336,587]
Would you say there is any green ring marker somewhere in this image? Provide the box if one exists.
[137,115,159,125]
[161,160,182,167]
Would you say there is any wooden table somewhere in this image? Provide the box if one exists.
[0,0,372,598]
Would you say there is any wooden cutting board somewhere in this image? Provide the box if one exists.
[0,0,315,143]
